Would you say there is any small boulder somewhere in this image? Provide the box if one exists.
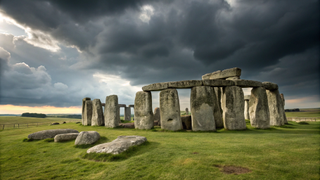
[87,136,147,154]
[75,131,100,145]
[28,129,79,140]
[54,133,79,142]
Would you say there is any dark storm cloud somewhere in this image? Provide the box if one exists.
[0,0,319,107]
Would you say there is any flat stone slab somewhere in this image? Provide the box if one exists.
[142,82,168,91]
[75,131,100,145]
[202,67,241,80]
[232,80,262,87]
[262,82,278,90]
[203,79,235,87]
[87,136,147,154]
[168,80,203,88]
[54,133,79,142]
[28,129,79,140]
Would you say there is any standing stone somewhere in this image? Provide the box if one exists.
[91,99,104,126]
[154,107,160,125]
[249,87,270,129]
[104,95,120,128]
[244,99,250,120]
[280,93,288,124]
[212,88,223,128]
[185,108,189,115]
[82,98,92,126]
[134,91,154,129]
[124,106,131,121]
[222,86,246,130]
[160,89,182,131]
[214,87,223,115]
[181,115,192,130]
[266,89,285,126]
[190,86,216,131]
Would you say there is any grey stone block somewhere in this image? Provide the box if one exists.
[82,98,92,126]
[54,133,79,142]
[92,99,104,126]
[249,87,270,129]
[232,79,262,87]
[142,82,169,91]
[168,80,203,88]
[104,95,120,128]
[202,67,241,80]
[134,91,154,129]
[202,79,235,87]
[124,107,131,121]
[75,131,100,145]
[266,89,285,126]
[160,89,182,131]
[28,129,79,140]
[262,82,278,91]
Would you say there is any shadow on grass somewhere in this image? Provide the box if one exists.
[80,141,158,162]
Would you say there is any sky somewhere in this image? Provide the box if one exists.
[0,0,319,114]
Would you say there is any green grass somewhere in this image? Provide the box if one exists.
[0,118,319,180]
[0,116,80,124]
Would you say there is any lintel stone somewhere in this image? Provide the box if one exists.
[262,82,278,91]
[142,82,169,91]
[168,80,203,88]
[232,79,262,87]
[202,67,241,80]
[202,79,235,87]
[118,104,126,107]
[128,105,134,108]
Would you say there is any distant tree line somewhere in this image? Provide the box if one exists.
[55,115,81,119]
[21,112,47,118]
[285,108,300,112]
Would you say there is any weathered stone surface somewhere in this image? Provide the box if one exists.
[119,123,134,128]
[87,136,147,154]
[249,87,270,129]
[244,95,250,100]
[118,104,126,107]
[82,99,92,126]
[232,80,262,87]
[181,115,192,130]
[128,105,134,108]
[153,107,160,126]
[244,100,250,120]
[190,86,216,131]
[124,107,131,121]
[280,93,288,124]
[262,82,278,90]
[75,131,100,145]
[214,87,223,115]
[92,99,104,126]
[168,80,203,88]
[104,95,120,128]
[185,108,189,115]
[160,89,182,131]
[142,82,169,91]
[222,86,246,130]
[202,79,235,87]
[202,67,241,80]
[266,89,285,126]
[212,88,223,128]
[226,76,240,80]
[54,133,79,142]
[28,129,79,140]
[101,103,105,106]
[134,91,154,129]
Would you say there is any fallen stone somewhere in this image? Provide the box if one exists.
[75,131,100,145]
[87,136,147,154]
[104,95,120,128]
[202,79,235,87]
[54,133,79,142]
[142,82,169,91]
[181,115,192,130]
[160,89,182,131]
[191,86,216,131]
[28,129,79,140]
[266,89,285,126]
[168,80,203,88]
[119,123,135,128]
[92,99,104,126]
[249,87,270,129]
[134,91,154,129]
[222,86,246,130]
[232,80,262,88]
[82,99,92,126]
[262,82,278,90]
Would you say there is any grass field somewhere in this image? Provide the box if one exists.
[0,117,319,180]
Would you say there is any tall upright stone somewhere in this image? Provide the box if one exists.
[266,89,285,126]
[185,108,189,115]
[104,95,120,128]
[91,99,104,126]
[190,86,216,131]
[82,98,92,126]
[280,93,288,124]
[212,88,223,128]
[134,91,154,129]
[222,86,246,130]
[124,106,131,121]
[214,87,223,115]
[160,89,182,131]
[244,95,250,120]
[249,87,270,129]
[154,107,160,125]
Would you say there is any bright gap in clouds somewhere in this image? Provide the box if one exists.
[0,105,81,114]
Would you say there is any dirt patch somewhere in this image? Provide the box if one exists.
[214,165,251,175]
